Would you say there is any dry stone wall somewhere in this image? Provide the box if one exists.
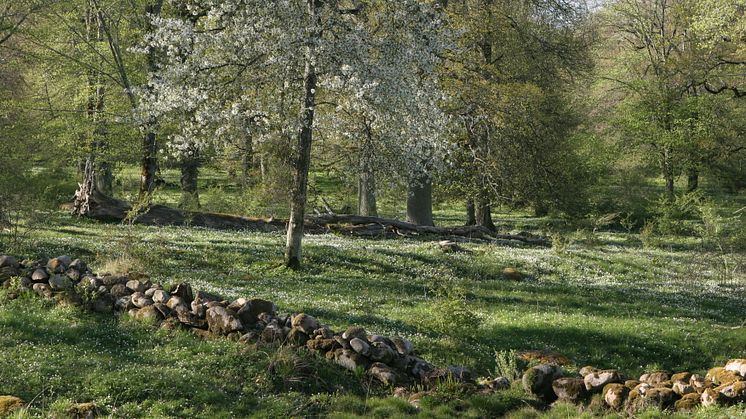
[1,254,744,415]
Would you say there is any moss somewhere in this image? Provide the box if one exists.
[603,383,629,409]
[0,396,23,416]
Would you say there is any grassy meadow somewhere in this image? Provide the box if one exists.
[0,168,745,418]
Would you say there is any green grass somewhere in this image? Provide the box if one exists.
[1,165,745,417]
[1,207,744,417]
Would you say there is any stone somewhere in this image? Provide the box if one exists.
[407,356,435,380]
[725,359,746,377]
[31,269,49,282]
[672,380,695,396]
[671,372,692,383]
[144,287,157,298]
[522,363,562,403]
[56,255,72,267]
[131,292,153,308]
[502,267,522,280]
[689,374,708,392]
[603,383,628,409]
[349,338,370,356]
[0,256,19,269]
[261,323,286,342]
[166,295,186,310]
[335,349,370,371]
[706,367,741,385]
[391,335,413,356]
[206,306,243,335]
[342,326,367,341]
[126,279,146,293]
[306,338,340,353]
[18,277,32,290]
[640,371,669,386]
[369,341,396,364]
[66,269,81,282]
[491,377,511,390]
[67,402,98,419]
[110,284,131,299]
[153,303,171,319]
[286,328,310,346]
[645,387,676,408]
[176,307,207,329]
[579,366,598,377]
[115,296,135,311]
[701,388,720,407]
[32,283,53,298]
[369,362,398,386]
[236,298,276,326]
[673,392,700,412]
[552,377,588,403]
[170,283,194,304]
[0,396,24,416]
[624,380,640,390]
[46,257,68,273]
[134,305,164,323]
[715,380,746,403]
[102,275,127,286]
[314,326,334,339]
[291,313,319,335]
[68,259,86,272]
[584,369,621,392]
[153,289,170,304]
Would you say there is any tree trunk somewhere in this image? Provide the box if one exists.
[139,2,163,199]
[180,156,200,209]
[476,199,495,231]
[285,0,320,270]
[465,199,476,226]
[662,146,675,197]
[140,130,158,198]
[94,159,113,196]
[241,134,253,189]
[358,128,377,217]
[686,167,699,193]
[406,172,434,226]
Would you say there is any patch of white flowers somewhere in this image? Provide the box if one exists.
[138,0,452,174]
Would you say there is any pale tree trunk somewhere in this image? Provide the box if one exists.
[465,199,476,226]
[86,3,112,196]
[662,146,675,197]
[285,0,321,269]
[179,154,200,209]
[138,1,163,199]
[406,171,434,226]
[476,198,495,231]
[241,134,253,189]
[358,126,377,217]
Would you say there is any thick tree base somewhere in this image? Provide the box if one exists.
[71,192,550,246]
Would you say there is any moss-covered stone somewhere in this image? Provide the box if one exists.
[674,392,700,411]
[639,371,669,385]
[552,377,588,403]
[522,364,561,403]
[706,367,741,385]
[624,379,640,390]
[603,383,629,409]
[671,371,692,383]
[715,380,746,404]
[0,396,24,416]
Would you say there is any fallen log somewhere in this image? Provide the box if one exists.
[72,191,550,246]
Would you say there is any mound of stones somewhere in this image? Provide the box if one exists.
[523,360,746,412]
[0,255,478,389]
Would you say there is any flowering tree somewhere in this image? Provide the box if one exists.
[146,0,449,268]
